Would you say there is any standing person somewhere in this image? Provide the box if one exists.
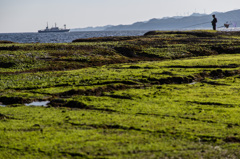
[212,15,217,30]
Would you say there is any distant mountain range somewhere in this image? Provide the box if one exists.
[71,25,113,31]
[71,9,240,31]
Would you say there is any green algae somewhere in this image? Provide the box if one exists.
[1,31,240,158]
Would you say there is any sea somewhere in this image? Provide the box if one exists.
[0,31,149,43]
[1,28,240,44]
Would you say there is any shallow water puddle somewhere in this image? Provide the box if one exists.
[0,102,6,107]
[189,82,198,85]
[25,101,50,107]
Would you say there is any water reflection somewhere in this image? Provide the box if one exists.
[25,101,50,107]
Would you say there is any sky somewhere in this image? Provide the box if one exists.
[0,0,239,33]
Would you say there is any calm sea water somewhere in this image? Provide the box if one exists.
[0,31,148,43]
[1,28,239,44]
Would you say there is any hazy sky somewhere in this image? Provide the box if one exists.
[0,0,239,33]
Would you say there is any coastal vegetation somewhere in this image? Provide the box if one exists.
[1,30,240,158]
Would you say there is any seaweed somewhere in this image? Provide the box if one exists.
[1,30,240,158]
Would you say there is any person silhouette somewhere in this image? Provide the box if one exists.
[211,15,217,30]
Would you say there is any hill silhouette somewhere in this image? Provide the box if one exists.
[73,9,240,31]
[105,9,240,31]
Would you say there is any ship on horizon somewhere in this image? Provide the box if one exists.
[38,23,70,33]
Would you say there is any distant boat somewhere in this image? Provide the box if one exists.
[38,23,70,33]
